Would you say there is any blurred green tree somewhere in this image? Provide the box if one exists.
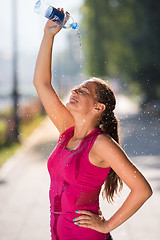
[81,0,160,100]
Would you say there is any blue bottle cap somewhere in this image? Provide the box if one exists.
[71,22,79,30]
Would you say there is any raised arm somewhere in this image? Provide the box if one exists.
[33,18,75,135]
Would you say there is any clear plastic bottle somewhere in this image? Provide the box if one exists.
[34,0,79,30]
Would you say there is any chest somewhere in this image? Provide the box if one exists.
[47,144,85,183]
[65,138,82,151]
[65,137,105,167]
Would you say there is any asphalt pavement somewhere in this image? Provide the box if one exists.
[0,95,159,240]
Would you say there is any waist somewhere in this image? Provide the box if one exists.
[51,203,99,215]
[51,211,74,214]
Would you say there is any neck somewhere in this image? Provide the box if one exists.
[71,113,99,139]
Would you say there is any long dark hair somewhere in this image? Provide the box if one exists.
[92,77,123,203]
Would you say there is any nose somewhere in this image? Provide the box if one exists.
[71,88,78,94]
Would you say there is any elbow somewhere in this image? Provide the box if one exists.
[146,181,153,198]
[147,186,153,199]
[133,184,153,202]
[33,80,37,88]
[33,78,40,89]
[143,185,153,201]
[33,76,38,88]
[33,73,40,88]
[33,75,37,87]
[140,179,153,200]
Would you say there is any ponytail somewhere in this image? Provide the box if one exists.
[100,110,123,203]
[92,78,123,203]
[100,110,119,143]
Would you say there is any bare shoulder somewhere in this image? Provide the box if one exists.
[89,134,117,168]
[90,133,127,168]
[92,133,121,155]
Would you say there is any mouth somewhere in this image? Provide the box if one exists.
[69,96,79,103]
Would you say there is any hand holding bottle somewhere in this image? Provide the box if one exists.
[44,8,66,37]
[34,1,79,30]
[44,19,60,37]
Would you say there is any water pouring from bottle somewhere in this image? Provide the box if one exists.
[34,1,83,71]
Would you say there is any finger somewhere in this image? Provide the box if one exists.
[77,222,97,231]
[74,222,91,228]
[62,14,70,25]
[75,210,93,216]
[73,215,91,222]
[75,219,91,225]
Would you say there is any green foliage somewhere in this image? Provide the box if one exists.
[81,0,160,99]
[0,120,7,145]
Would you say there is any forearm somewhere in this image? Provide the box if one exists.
[33,33,54,87]
[106,189,152,233]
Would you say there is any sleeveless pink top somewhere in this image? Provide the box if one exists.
[47,126,111,240]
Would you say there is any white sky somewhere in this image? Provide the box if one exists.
[0,0,84,58]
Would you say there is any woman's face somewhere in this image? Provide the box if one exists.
[66,81,98,115]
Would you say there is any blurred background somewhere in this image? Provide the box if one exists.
[0,0,160,239]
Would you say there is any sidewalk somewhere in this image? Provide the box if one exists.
[0,95,159,240]
[0,118,59,240]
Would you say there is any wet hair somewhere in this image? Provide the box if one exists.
[91,77,123,203]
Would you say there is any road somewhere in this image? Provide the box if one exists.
[0,95,159,240]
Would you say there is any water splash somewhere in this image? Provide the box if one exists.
[76,29,83,66]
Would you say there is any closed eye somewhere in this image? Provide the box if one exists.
[79,89,88,94]
[79,86,90,94]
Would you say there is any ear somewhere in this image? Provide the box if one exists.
[94,103,105,112]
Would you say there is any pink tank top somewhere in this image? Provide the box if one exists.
[47,126,111,239]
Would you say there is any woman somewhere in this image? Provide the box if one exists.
[33,13,152,240]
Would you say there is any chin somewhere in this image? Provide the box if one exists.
[66,102,75,111]
[66,102,81,114]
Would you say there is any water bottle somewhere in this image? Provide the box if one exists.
[34,0,79,30]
